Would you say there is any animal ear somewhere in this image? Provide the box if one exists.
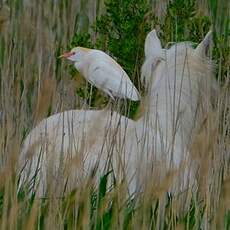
[141,30,163,88]
[194,31,212,58]
[144,29,162,59]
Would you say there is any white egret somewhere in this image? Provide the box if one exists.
[59,47,140,101]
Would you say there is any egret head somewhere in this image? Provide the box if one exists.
[59,47,90,62]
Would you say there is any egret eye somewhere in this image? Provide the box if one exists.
[72,52,76,55]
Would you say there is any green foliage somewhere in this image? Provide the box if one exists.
[93,172,114,229]
[225,209,230,230]
[158,0,229,85]
[212,9,228,84]
[70,33,93,50]
[212,32,230,83]
[95,0,157,80]
[160,0,211,45]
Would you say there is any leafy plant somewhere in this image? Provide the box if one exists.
[160,0,211,45]
[94,0,157,82]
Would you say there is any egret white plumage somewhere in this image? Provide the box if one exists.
[60,47,140,101]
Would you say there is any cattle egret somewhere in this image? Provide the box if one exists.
[59,47,140,101]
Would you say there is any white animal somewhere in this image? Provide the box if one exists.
[59,47,140,101]
[19,30,217,197]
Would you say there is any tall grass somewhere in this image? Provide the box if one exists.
[0,0,229,229]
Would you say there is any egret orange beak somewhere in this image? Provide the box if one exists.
[58,51,75,59]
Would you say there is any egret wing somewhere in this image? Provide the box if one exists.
[88,59,139,100]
